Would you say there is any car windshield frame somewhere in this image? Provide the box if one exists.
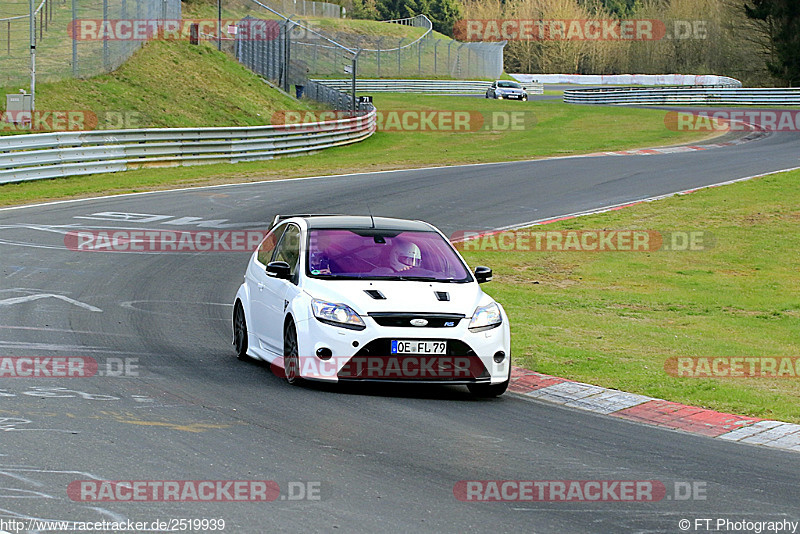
[304,228,473,283]
[497,81,522,89]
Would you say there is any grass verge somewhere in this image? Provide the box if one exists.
[459,168,800,422]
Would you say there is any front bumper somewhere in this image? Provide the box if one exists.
[294,312,511,384]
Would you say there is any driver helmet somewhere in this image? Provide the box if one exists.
[390,241,422,271]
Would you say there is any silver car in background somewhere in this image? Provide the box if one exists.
[486,80,528,101]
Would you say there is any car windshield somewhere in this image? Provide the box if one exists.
[307,229,471,282]
[498,81,521,88]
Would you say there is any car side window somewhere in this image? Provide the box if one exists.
[257,225,286,266]
[273,224,302,277]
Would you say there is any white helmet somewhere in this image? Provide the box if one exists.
[390,241,422,271]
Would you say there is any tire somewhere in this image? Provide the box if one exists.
[233,303,249,361]
[468,379,509,398]
[283,321,302,385]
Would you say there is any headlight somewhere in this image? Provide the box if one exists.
[311,299,366,330]
[469,302,502,332]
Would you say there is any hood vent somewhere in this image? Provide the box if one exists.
[434,291,450,302]
[364,289,387,300]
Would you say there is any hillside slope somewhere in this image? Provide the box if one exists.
[2,39,320,131]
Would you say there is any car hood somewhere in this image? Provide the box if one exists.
[303,279,490,316]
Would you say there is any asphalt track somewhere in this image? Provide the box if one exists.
[1,129,799,533]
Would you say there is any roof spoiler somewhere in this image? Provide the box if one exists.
[269,214,341,230]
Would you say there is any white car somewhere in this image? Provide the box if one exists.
[232,215,511,397]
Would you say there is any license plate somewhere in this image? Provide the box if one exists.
[391,340,447,355]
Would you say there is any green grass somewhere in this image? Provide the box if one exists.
[0,91,716,205]
[1,39,323,132]
[460,168,800,422]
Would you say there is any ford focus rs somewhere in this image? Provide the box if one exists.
[233,215,511,397]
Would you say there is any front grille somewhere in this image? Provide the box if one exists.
[368,313,464,328]
[337,338,489,382]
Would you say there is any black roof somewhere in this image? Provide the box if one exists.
[283,215,435,232]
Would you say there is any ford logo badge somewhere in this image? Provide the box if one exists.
[410,318,428,327]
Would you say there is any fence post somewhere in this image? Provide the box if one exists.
[376,38,382,77]
[417,40,421,75]
[434,39,437,74]
[312,41,317,73]
[447,41,451,71]
[283,21,291,93]
[397,38,402,75]
[71,0,77,76]
[102,0,109,71]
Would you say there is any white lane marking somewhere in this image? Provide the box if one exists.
[0,294,102,312]
[0,325,132,337]
[0,341,151,355]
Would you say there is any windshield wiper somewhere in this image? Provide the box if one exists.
[396,276,454,282]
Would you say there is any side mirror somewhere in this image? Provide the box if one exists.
[266,261,291,280]
[474,266,493,284]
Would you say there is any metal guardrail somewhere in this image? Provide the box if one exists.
[513,74,742,88]
[312,79,544,95]
[564,86,800,106]
[0,108,377,184]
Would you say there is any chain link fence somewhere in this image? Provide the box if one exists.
[0,0,181,89]
[286,15,504,80]
[236,15,362,110]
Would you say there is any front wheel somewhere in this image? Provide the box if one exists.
[233,303,248,360]
[283,321,302,385]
